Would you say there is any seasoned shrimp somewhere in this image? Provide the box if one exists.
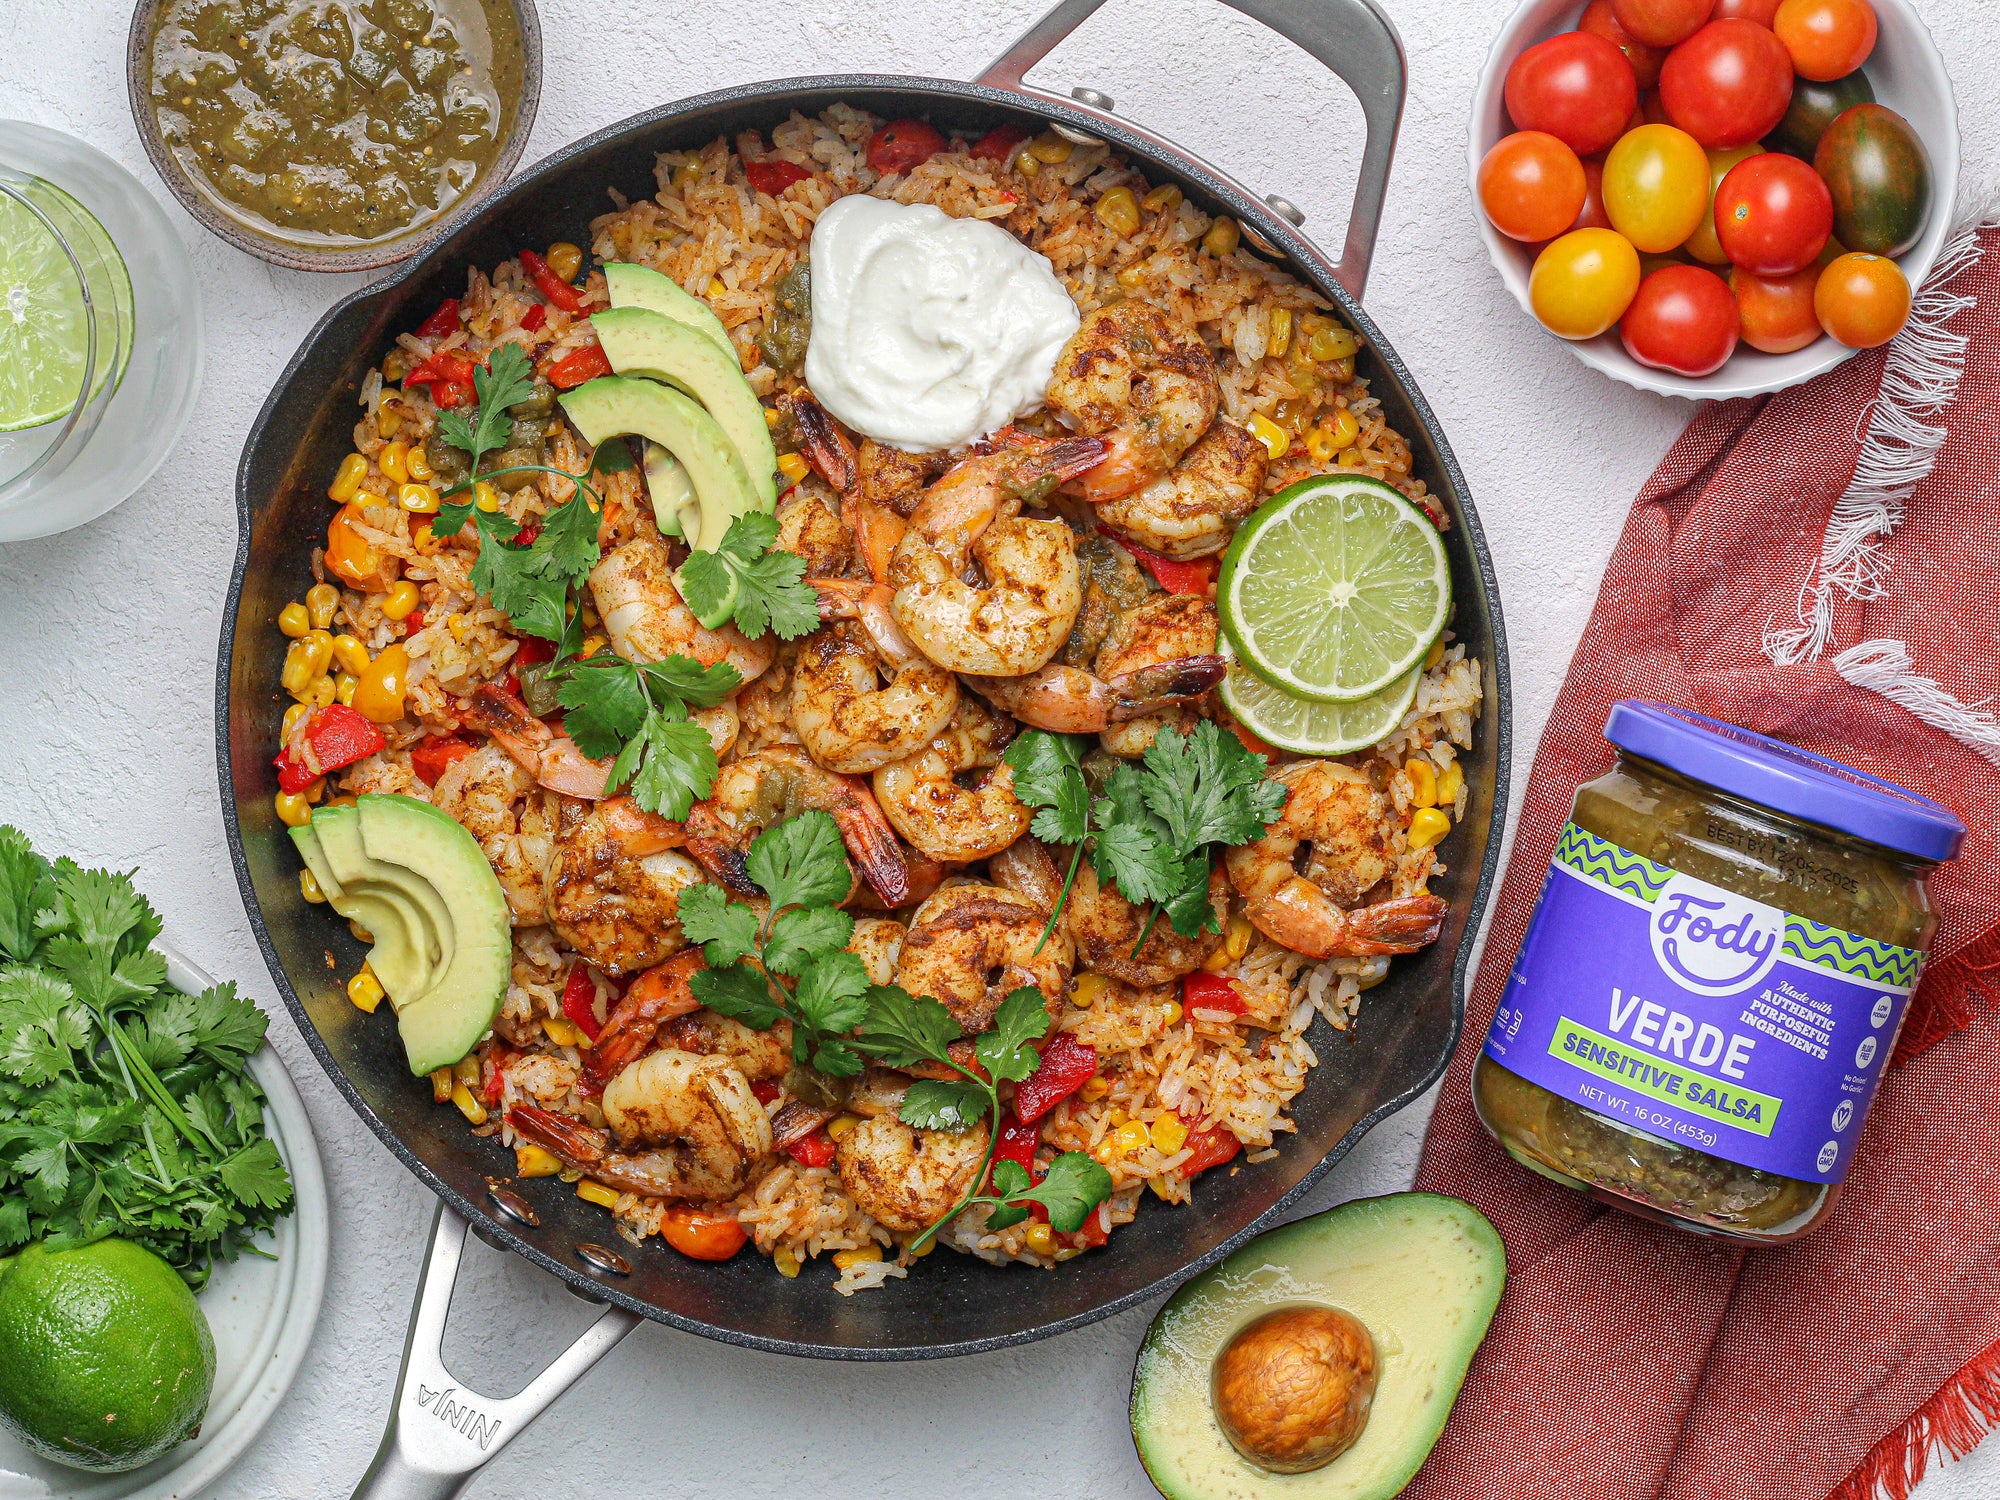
[873,697,1030,864]
[990,835,1223,987]
[886,432,1106,676]
[970,592,1224,737]
[847,916,906,985]
[580,948,706,1095]
[462,683,609,798]
[589,529,773,683]
[835,1115,990,1235]
[429,743,554,924]
[1093,593,1224,757]
[1094,418,1267,560]
[662,1008,790,1081]
[508,1047,772,1201]
[683,744,914,906]
[545,797,705,977]
[895,882,1071,1036]
[1224,761,1447,958]
[775,490,856,577]
[1044,301,1220,502]
[792,582,959,774]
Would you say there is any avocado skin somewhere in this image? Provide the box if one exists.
[561,375,764,555]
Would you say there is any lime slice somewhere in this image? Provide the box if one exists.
[1219,474,1449,703]
[1220,645,1421,756]
[0,180,131,433]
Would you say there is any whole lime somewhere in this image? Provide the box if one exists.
[0,1239,215,1472]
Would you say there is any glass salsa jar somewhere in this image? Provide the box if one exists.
[1474,701,1964,1243]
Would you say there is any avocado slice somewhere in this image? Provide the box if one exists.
[1130,1193,1504,1500]
[591,306,778,511]
[643,440,701,540]
[353,794,512,1076]
[561,375,763,555]
[603,261,735,362]
[288,823,434,1004]
[308,804,453,995]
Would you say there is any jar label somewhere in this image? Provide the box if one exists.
[1483,822,1923,1184]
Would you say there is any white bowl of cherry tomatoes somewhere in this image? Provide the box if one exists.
[1470,0,1957,397]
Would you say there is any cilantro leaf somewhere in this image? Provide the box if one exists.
[983,1159,1034,1230]
[555,656,650,760]
[972,987,1052,1086]
[1018,1151,1113,1234]
[690,962,786,1029]
[436,342,536,474]
[1091,820,1185,908]
[676,885,760,968]
[190,983,266,1061]
[676,513,818,642]
[790,951,871,1037]
[856,984,961,1069]
[1161,857,1224,938]
[745,812,851,914]
[613,710,718,822]
[642,656,743,711]
[219,1138,293,1211]
[899,1079,990,1132]
[765,907,854,978]
[811,1038,864,1078]
[591,436,636,474]
[1002,732,1090,847]
[522,492,601,586]
[0,827,53,962]
[1141,722,1287,853]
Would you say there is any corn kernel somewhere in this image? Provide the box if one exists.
[303,674,337,709]
[300,868,327,904]
[381,580,421,622]
[576,1179,621,1209]
[707,277,727,299]
[1071,973,1113,1010]
[306,583,340,630]
[349,919,373,943]
[515,1143,562,1178]
[398,482,440,515]
[1268,307,1294,360]
[832,1245,882,1270]
[412,523,439,553]
[1149,1176,1178,1200]
[905,1235,936,1258]
[1141,183,1182,213]
[773,1245,803,1278]
[450,1081,487,1125]
[1023,1223,1058,1256]
[542,1016,585,1047]
[1408,807,1451,849]
[1028,134,1072,164]
[304,776,326,803]
[453,1053,480,1089]
[274,791,311,828]
[1163,999,1184,1026]
[347,966,385,1012]
[559,1167,583,1183]
[404,444,434,482]
[1424,638,1449,673]
[764,405,782,428]
[281,702,309,740]
[1249,413,1290,460]
[1093,1139,1120,1165]
[1015,150,1040,176]
[1116,263,1147,288]
[473,480,501,513]
[1327,408,1362,451]
[1337,447,1370,468]
[1438,759,1464,808]
[547,241,584,282]
[378,441,410,485]
[329,634,369,676]
[381,350,410,384]
[776,452,809,484]
[1203,217,1241,257]
[1149,1114,1189,1154]
[1116,1121,1150,1154]
[1226,912,1253,960]
[1309,325,1360,362]
[673,160,700,191]
[1095,185,1141,237]
[328,453,368,504]
[1203,940,1234,973]
[428,1067,452,1102]
[1079,1076,1111,1103]
[827,1113,860,1141]
[278,602,310,638]
[1356,954,1392,991]
[1405,758,1438,809]
[578,634,608,659]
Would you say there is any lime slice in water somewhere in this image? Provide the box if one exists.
[1219,474,1449,703]
[1220,644,1422,757]
[0,180,131,433]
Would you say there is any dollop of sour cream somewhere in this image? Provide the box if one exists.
[803,195,1080,453]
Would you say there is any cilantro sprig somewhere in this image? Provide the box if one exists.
[556,653,743,822]
[434,342,537,476]
[1004,722,1287,956]
[676,512,820,641]
[0,828,293,1287]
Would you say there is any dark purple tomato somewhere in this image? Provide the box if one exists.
[1814,103,1932,257]
[1768,69,1874,159]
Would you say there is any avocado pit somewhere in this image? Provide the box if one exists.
[1211,1304,1378,1474]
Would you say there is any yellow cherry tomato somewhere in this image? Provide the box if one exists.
[1603,124,1711,253]
[1529,228,1642,339]
[1683,143,1766,265]
[352,642,410,724]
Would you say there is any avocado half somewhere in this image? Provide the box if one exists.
[1130,1193,1504,1500]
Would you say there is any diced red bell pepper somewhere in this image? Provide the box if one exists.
[1179,1120,1242,1175]
[1013,1034,1098,1123]
[274,703,387,793]
[1069,1201,1113,1249]
[482,1047,512,1104]
[1103,532,1218,595]
[415,297,461,341]
[520,249,586,313]
[545,343,612,389]
[410,735,476,787]
[513,522,540,548]
[750,1080,781,1105]
[513,636,555,668]
[431,380,472,409]
[405,348,477,390]
[561,964,603,1041]
[403,609,426,632]
[1183,971,1247,1016]
[745,159,812,195]
[970,123,1030,161]
[786,1130,837,1168]
[989,1111,1040,1187]
[520,303,547,332]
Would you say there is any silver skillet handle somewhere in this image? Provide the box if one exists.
[351,1203,641,1500]
[976,0,1405,300]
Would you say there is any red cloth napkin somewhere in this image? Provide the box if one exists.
[1408,225,2000,1500]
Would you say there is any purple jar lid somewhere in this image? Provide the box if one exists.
[1603,701,1966,863]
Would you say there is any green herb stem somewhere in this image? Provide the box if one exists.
[1032,841,1084,958]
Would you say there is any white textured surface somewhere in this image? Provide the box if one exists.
[2,1,1997,1496]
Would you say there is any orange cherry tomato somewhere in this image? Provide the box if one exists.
[1603,124,1711,252]
[1814,251,1910,347]
[1611,0,1715,47]
[1530,228,1642,339]
[1713,0,1780,20]
[326,503,399,592]
[1730,265,1824,352]
[1479,131,1588,242]
[1773,0,1878,81]
[1580,0,1666,88]
[660,1205,749,1261]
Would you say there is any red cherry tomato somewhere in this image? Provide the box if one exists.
[660,1205,747,1261]
[744,159,812,195]
[1712,0,1780,20]
[1714,152,1833,274]
[969,124,1031,161]
[1571,156,1613,232]
[1580,0,1667,88]
[1659,19,1796,148]
[1611,0,1715,46]
[1620,263,1740,374]
[866,119,946,175]
[1773,0,1878,80]
[1478,131,1588,241]
[1730,264,1823,351]
[1503,31,1638,156]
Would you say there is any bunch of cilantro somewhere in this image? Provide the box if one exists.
[1003,721,1287,953]
[676,812,1112,1250]
[0,828,293,1288]
[422,343,818,820]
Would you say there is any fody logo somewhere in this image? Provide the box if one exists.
[1648,872,1783,997]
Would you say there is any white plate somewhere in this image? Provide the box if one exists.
[0,943,329,1500]
[1469,0,1960,399]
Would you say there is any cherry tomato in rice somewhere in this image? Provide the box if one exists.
[660,1205,748,1261]
[1530,227,1642,339]
[1479,131,1588,242]
[1611,0,1714,46]
[1768,69,1873,159]
[1815,103,1932,257]
[1603,123,1711,252]
[410,734,476,787]
[1581,0,1667,88]
[1682,142,1765,264]
[1658,20,1795,148]
[1179,1121,1243,1175]
[786,1131,837,1168]
[866,119,946,175]
[429,379,472,409]
[1730,263,1824,351]
[1184,972,1248,1015]
[744,158,812,195]
[1814,251,1910,346]
[1621,263,1741,374]
[519,303,547,332]
[1502,31,1637,156]
[1714,151,1832,274]
[415,298,461,340]
[970,123,1031,161]
[1712,0,1780,20]
[1773,0,1877,80]
[750,1080,782,1105]
[326,503,399,591]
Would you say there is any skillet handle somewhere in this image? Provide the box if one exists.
[350,1203,641,1500]
[975,0,1404,300]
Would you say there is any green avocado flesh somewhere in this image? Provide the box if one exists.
[1131,1193,1504,1500]
[592,305,778,510]
[302,804,455,988]
[288,822,435,1004]
[644,440,700,540]
[561,375,763,555]
[604,261,735,362]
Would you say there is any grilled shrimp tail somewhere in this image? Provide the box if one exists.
[507,1104,609,1168]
